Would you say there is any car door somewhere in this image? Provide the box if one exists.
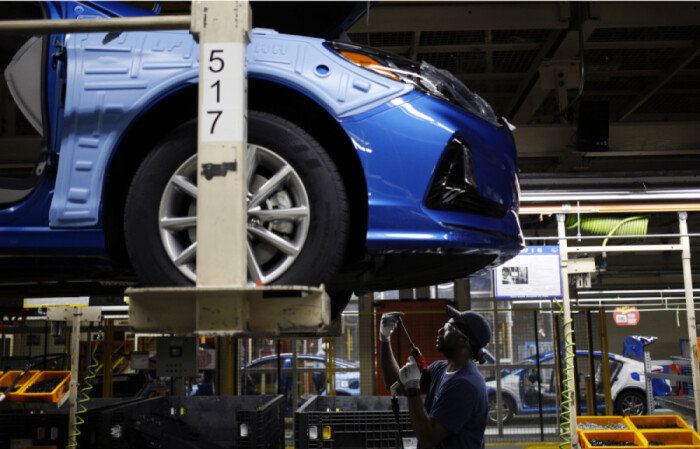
[521,363,557,411]
[0,3,63,210]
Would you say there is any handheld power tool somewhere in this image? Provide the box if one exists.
[388,313,427,449]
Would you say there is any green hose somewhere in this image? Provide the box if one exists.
[558,302,575,449]
[566,215,649,242]
[67,341,98,448]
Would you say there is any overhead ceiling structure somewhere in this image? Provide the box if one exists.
[348,2,700,178]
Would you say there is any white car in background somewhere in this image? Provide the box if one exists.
[485,350,670,424]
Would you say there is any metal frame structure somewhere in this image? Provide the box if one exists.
[642,352,697,416]
[518,205,699,445]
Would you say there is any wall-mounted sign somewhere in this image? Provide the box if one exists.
[494,246,562,298]
[613,306,640,326]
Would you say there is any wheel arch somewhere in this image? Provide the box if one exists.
[489,390,519,411]
[102,78,368,268]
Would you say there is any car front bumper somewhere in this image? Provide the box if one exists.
[340,90,523,260]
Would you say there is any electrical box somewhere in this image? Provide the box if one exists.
[577,101,609,152]
[156,337,198,377]
[130,351,150,370]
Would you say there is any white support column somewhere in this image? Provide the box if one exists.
[191,1,251,287]
[678,211,700,426]
[557,214,578,448]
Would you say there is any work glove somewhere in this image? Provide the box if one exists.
[399,356,421,393]
[379,312,404,342]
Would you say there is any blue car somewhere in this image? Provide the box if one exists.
[244,354,359,401]
[0,2,522,315]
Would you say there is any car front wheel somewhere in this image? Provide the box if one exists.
[124,112,351,317]
[614,390,647,415]
[488,394,515,425]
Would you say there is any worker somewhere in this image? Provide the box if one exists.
[380,306,491,449]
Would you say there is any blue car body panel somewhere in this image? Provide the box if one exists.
[49,13,411,228]
[1,1,522,268]
[340,92,521,254]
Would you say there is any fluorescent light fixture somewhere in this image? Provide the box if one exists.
[521,188,700,203]
[578,288,700,295]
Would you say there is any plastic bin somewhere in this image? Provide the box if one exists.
[625,415,691,431]
[15,371,71,403]
[641,430,700,448]
[578,416,630,431]
[98,395,284,449]
[579,430,647,448]
[295,396,414,449]
[0,370,40,400]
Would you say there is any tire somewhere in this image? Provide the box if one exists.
[488,394,516,425]
[124,112,351,317]
[614,390,647,416]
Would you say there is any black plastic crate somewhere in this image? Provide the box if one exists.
[295,396,415,449]
[0,411,67,449]
[99,395,284,449]
[0,397,138,449]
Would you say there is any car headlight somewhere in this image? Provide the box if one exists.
[326,41,500,126]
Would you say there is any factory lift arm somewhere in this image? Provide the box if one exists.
[127,1,331,337]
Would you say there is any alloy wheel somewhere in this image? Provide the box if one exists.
[158,144,311,284]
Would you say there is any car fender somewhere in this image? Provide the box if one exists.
[487,389,518,411]
[487,376,523,411]
[50,28,411,228]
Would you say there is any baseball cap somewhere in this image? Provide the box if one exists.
[445,305,491,349]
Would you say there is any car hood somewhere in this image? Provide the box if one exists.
[89,1,371,39]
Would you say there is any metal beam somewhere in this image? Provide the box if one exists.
[568,244,683,253]
[588,68,700,78]
[377,41,542,55]
[585,40,696,50]
[513,122,700,157]
[595,2,700,28]
[519,203,700,215]
[512,21,597,124]
[618,41,700,121]
[349,3,569,33]
[0,15,190,34]
[456,72,525,81]
[506,30,562,118]
[678,212,700,427]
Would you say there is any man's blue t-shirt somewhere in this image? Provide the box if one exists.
[421,360,488,449]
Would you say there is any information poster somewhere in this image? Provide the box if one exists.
[494,246,562,298]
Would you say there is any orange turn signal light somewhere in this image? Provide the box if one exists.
[340,51,399,81]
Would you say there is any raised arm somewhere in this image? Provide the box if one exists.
[379,312,403,388]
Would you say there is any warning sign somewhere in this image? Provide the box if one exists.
[613,306,640,326]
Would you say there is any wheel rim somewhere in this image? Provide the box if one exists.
[488,397,511,423]
[158,144,311,285]
[619,394,644,415]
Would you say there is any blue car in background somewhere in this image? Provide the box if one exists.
[244,354,359,398]
[485,351,671,424]
[0,2,522,316]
